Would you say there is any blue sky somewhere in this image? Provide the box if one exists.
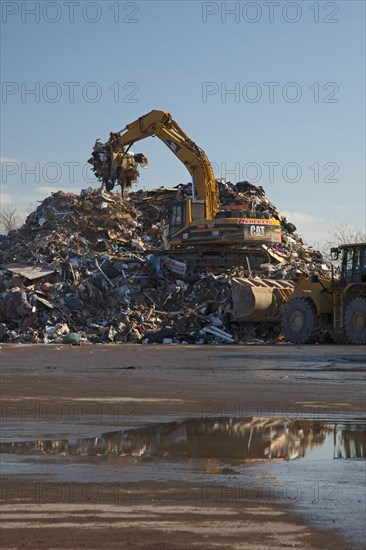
[1,0,365,246]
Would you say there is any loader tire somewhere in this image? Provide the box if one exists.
[281,297,319,344]
[344,297,366,345]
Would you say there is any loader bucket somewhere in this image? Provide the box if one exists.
[231,277,295,322]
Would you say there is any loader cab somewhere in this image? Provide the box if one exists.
[339,244,366,286]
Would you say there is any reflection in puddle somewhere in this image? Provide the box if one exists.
[1,417,365,461]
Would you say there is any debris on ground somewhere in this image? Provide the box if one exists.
[0,182,331,344]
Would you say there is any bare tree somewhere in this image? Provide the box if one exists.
[325,224,365,247]
[0,206,23,234]
[322,224,366,261]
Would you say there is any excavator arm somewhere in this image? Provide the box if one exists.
[108,110,219,220]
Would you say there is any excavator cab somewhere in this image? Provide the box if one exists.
[168,201,187,237]
[168,198,208,239]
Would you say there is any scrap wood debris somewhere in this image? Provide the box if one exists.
[0,182,330,344]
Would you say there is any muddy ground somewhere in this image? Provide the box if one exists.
[1,344,365,549]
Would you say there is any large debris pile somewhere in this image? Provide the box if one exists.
[0,183,330,344]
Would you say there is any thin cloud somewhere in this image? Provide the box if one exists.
[282,210,332,247]
[0,192,14,205]
[0,156,17,163]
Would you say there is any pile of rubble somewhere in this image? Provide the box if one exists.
[0,182,330,344]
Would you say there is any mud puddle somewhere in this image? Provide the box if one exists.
[1,416,365,545]
[1,417,365,472]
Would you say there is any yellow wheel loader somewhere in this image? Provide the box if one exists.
[231,243,366,344]
[281,243,366,344]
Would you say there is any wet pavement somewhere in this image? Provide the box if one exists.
[1,344,365,549]
[1,416,365,545]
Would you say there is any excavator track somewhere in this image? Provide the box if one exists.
[159,246,272,272]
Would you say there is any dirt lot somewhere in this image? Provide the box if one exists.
[1,344,365,549]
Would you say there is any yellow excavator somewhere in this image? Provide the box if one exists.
[89,110,281,267]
